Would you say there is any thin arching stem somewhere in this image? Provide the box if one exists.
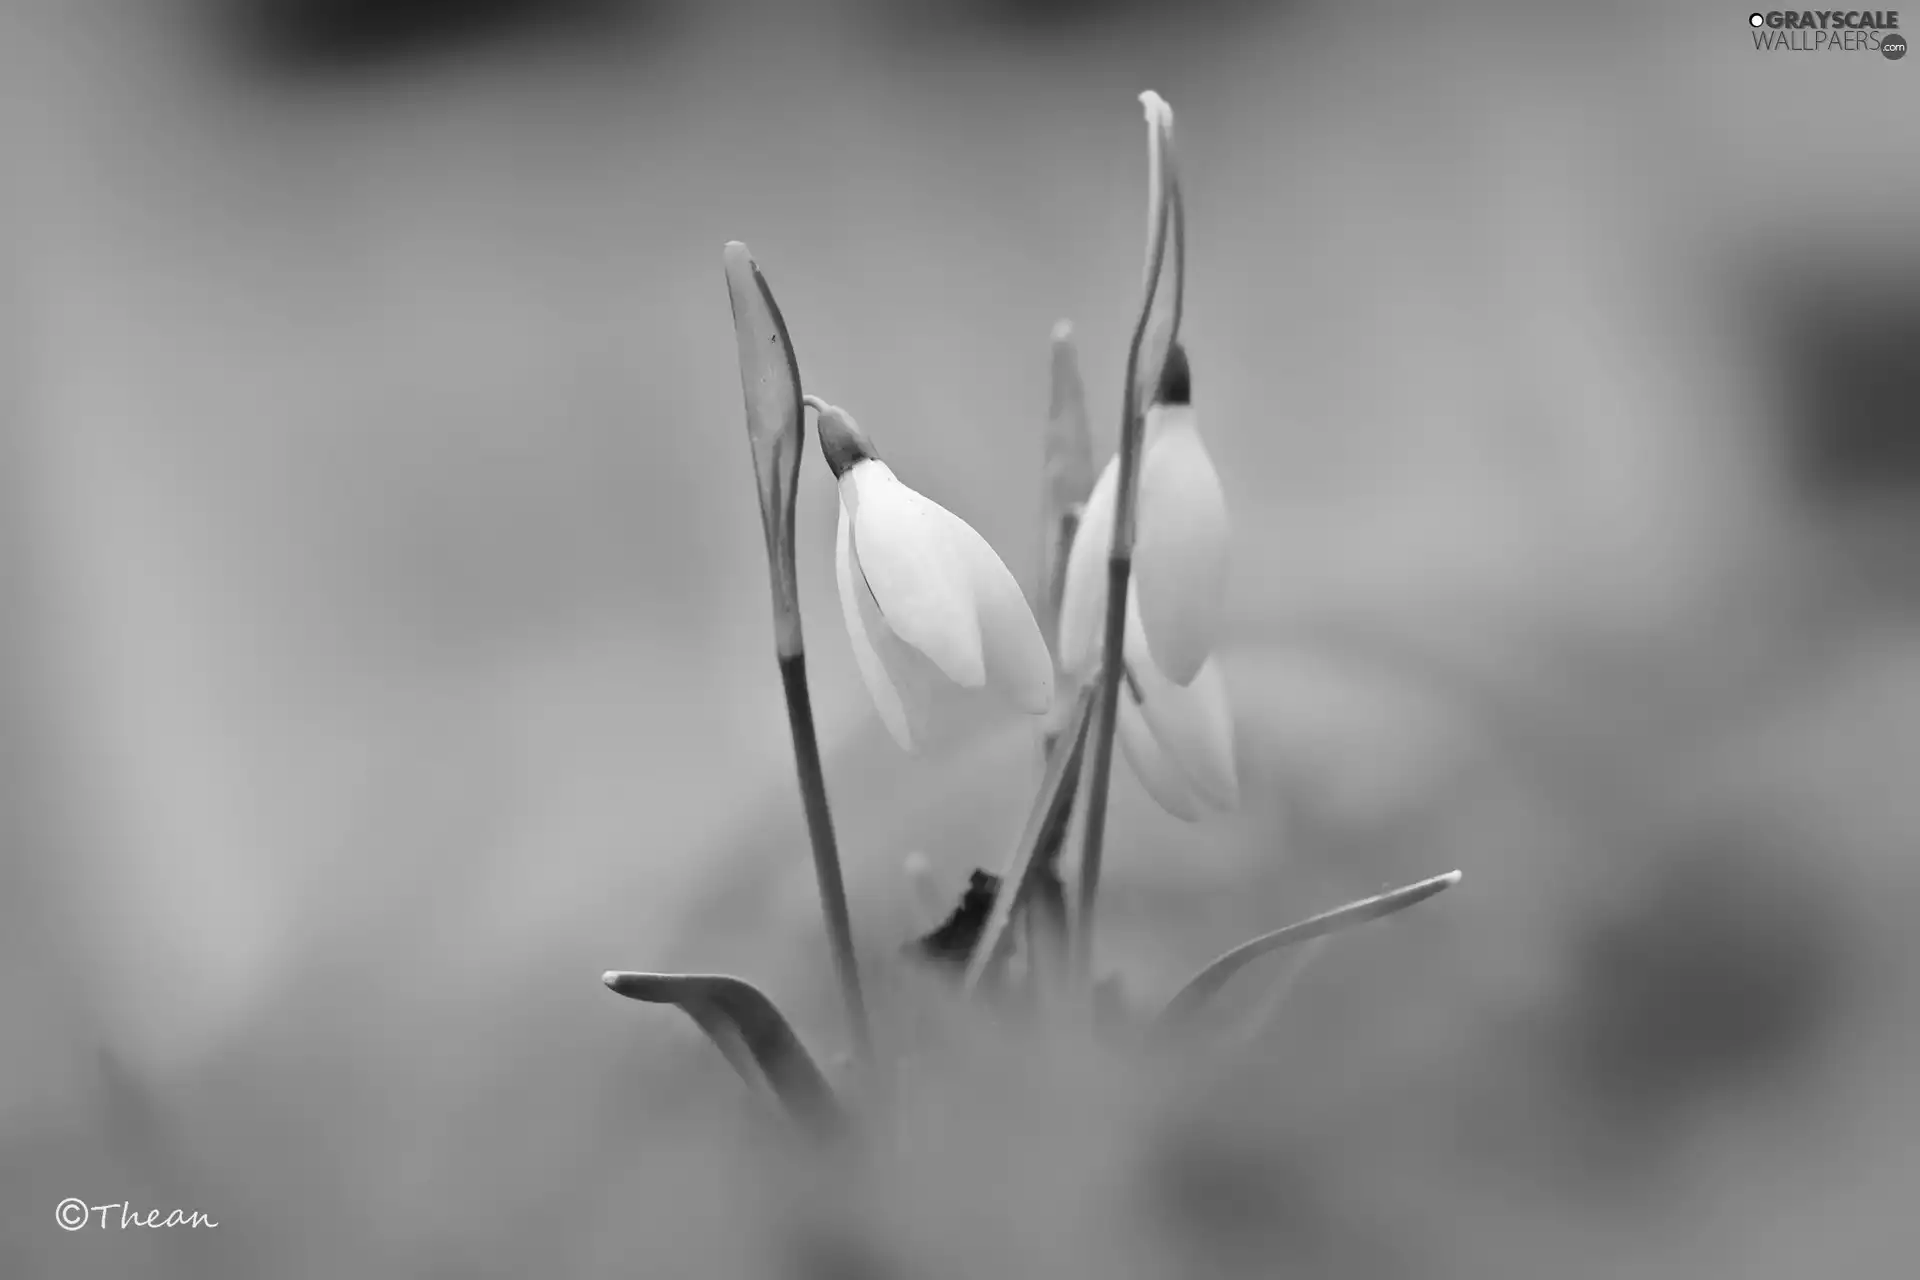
[1075,95,1179,986]
[1168,148,1187,345]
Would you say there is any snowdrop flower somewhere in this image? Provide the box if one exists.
[1114,585,1238,822]
[1058,340,1228,688]
[813,398,1054,753]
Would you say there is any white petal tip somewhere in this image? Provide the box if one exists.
[1051,319,1074,343]
[1160,652,1208,688]
[1010,661,1056,715]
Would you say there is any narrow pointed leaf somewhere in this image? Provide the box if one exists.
[1046,321,1095,520]
[1154,871,1463,1031]
[1211,937,1326,1054]
[723,241,806,657]
[604,971,844,1139]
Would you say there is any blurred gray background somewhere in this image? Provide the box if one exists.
[2,0,1918,1275]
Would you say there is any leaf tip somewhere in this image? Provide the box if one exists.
[603,971,662,1002]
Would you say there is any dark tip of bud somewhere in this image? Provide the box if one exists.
[1153,341,1191,407]
[811,400,879,478]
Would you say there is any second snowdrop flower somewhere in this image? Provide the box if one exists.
[813,397,1055,753]
[1058,340,1228,687]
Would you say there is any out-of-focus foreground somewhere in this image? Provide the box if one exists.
[3,0,1918,1276]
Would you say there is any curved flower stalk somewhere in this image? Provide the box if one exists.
[1074,90,1184,976]
[811,396,1054,753]
[1058,341,1229,689]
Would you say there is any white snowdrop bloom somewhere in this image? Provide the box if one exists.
[815,399,1054,753]
[1114,585,1238,823]
[1058,341,1228,687]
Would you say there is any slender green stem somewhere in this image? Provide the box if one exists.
[963,684,1097,994]
[1075,98,1178,985]
[1073,559,1134,983]
[1168,150,1187,344]
[777,651,873,1068]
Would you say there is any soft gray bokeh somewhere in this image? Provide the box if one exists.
[4,1,1917,1275]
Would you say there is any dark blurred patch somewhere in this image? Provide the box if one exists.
[212,0,650,75]
[1556,825,1850,1132]
[967,0,1225,27]
[781,1217,907,1280]
[869,0,1274,46]
[1139,1103,1401,1280]
[1770,273,1920,505]
[903,868,1002,971]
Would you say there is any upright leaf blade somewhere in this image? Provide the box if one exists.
[723,241,806,657]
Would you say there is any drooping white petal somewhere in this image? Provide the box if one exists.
[847,463,987,690]
[838,494,1004,755]
[943,511,1054,715]
[836,503,915,750]
[1121,586,1238,814]
[1117,681,1205,823]
[1153,657,1238,810]
[1134,405,1229,687]
[1056,454,1118,679]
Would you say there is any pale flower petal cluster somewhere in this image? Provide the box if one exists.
[1057,342,1235,820]
[817,400,1053,754]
